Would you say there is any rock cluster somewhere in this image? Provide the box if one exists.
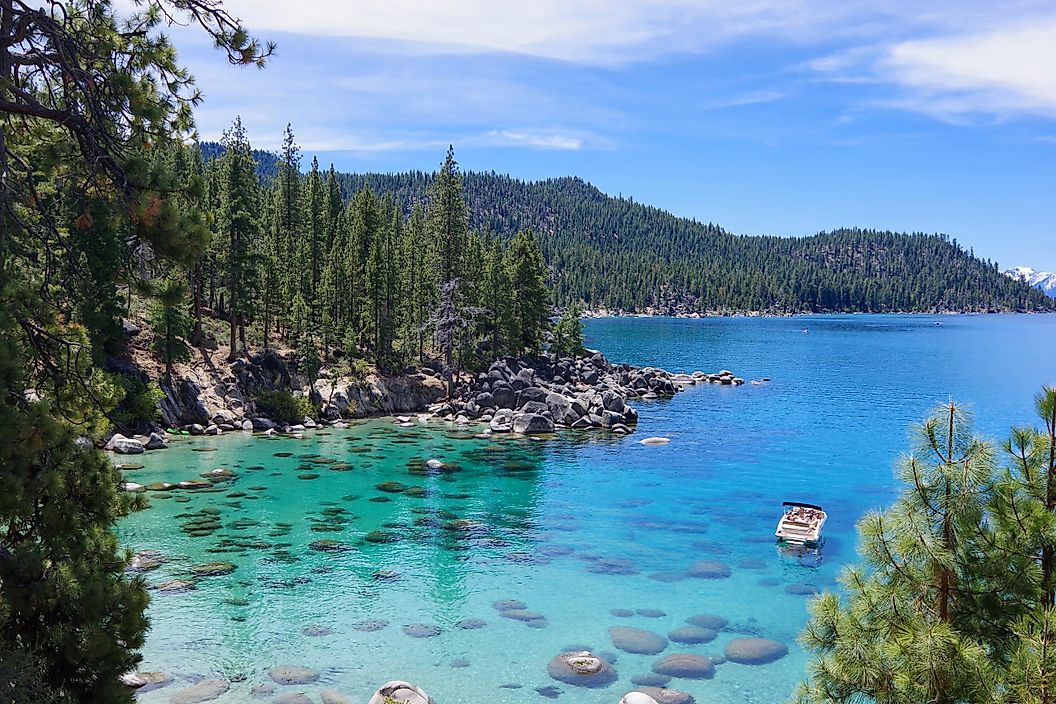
[428,352,712,435]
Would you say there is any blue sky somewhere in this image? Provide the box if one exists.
[166,0,1055,268]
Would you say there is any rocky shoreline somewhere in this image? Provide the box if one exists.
[103,349,749,455]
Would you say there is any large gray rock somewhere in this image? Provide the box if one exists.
[602,390,626,413]
[252,417,276,430]
[545,393,574,424]
[368,680,435,704]
[492,386,517,409]
[512,413,554,435]
[144,432,168,450]
[490,408,515,433]
[106,434,145,455]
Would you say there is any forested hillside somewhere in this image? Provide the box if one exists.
[329,170,1052,313]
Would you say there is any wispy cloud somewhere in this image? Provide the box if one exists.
[810,16,1056,121]
[697,90,790,110]
[212,0,1050,66]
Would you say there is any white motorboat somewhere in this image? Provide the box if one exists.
[775,502,827,546]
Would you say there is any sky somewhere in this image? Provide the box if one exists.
[161,0,1055,268]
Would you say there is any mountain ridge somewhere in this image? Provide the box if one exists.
[199,142,1054,314]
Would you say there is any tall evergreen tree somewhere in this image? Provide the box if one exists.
[428,146,469,284]
[0,2,271,701]
[507,229,550,353]
[219,117,261,361]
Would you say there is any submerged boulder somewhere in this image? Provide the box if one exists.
[610,626,668,655]
[651,653,715,679]
[268,665,320,685]
[547,651,618,688]
[169,679,229,704]
[724,637,788,665]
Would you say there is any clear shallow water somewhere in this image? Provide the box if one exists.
[120,314,1056,704]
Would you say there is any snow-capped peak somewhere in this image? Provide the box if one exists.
[1006,266,1056,298]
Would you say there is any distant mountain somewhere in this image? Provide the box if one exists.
[194,142,1053,313]
[199,140,279,181]
[332,171,1054,314]
[1005,266,1056,298]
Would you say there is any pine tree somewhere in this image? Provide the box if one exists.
[274,124,304,336]
[305,155,325,320]
[149,277,193,380]
[507,229,550,353]
[219,117,261,361]
[0,5,271,700]
[479,235,515,358]
[552,304,585,359]
[795,402,1000,704]
[428,145,469,284]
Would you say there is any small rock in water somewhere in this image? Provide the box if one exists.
[639,437,670,445]
[320,689,353,704]
[169,679,230,704]
[352,619,389,632]
[454,618,487,629]
[651,653,716,679]
[402,623,441,638]
[546,651,619,688]
[610,608,635,618]
[450,658,471,668]
[630,674,671,687]
[609,626,668,655]
[267,665,320,685]
[685,613,728,630]
[668,626,717,644]
[120,671,172,692]
[492,598,528,611]
[636,608,666,618]
[273,694,312,704]
[535,685,562,699]
[302,624,332,637]
[685,560,731,579]
[724,637,789,665]
[785,583,821,595]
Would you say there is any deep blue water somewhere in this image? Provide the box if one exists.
[121,314,1055,704]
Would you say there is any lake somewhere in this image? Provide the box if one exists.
[120,314,1056,704]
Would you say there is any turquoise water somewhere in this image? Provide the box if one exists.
[120,314,1056,704]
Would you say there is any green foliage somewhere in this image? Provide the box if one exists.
[552,304,585,359]
[506,229,550,352]
[0,648,67,704]
[0,320,149,704]
[795,388,1056,704]
[253,389,314,424]
[149,277,193,377]
[110,376,163,428]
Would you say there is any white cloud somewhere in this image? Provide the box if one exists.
[882,20,1056,119]
[485,131,584,150]
[810,16,1056,120]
